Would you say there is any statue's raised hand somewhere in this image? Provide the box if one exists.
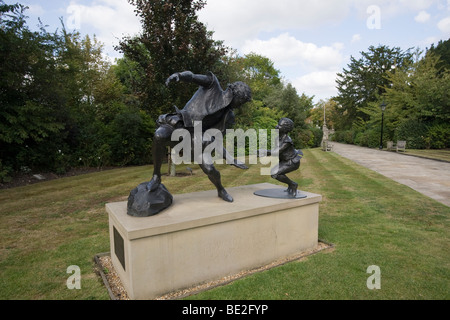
[165,73,180,86]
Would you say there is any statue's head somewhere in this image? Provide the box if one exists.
[229,81,252,107]
[277,118,294,134]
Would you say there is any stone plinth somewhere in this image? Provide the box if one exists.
[106,183,321,300]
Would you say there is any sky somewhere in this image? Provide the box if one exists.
[6,0,450,102]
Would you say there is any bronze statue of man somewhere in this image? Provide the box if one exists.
[147,71,252,203]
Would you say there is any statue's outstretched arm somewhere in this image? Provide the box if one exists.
[166,71,213,87]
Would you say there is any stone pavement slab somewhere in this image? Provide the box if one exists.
[331,143,450,207]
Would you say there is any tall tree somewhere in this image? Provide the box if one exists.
[427,38,450,71]
[0,2,64,170]
[383,51,450,125]
[309,99,339,129]
[240,53,281,101]
[228,53,282,128]
[334,45,414,130]
[117,0,228,118]
[263,83,314,147]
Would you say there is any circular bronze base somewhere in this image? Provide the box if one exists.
[254,188,307,199]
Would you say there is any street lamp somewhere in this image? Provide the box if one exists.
[379,101,387,150]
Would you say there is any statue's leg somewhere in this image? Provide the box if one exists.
[271,160,300,196]
[198,150,233,202]
[199,163,233,202]
[147,126,172,191]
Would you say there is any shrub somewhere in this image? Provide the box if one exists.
[0,160,13,183]
[354,131,367,147]
[309,126,324,148]
[110,110,154,166]
[355,129,390,148]
[296,129,313,149]
[396,119,428,149]
[332,130,355,144]
[425,122,450,149]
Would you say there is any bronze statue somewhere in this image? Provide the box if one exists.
[257,118,303,198]
[128,71,251,217]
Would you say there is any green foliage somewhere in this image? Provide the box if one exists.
[0,3,64,146]
[384,51,450,124]
[263,83,314,148]
[0,3,157,173]
[252,102,286,130]
[335,45,414,130]
[109,109,155,166]
[334,44,450,150]
[309,99,339,129]
[331,130,356,144]
[299,126,323,149]
[428,38,450,71]
[239,53,281,101]
[231,53,315,150]
[0,159,13,183]
[395,119,428,149]
[118,0,228,118]
[424,122,450,149]
[354,129,388,148]
[0,1,319,177]
[0,3,72,172]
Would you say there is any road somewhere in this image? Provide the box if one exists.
[331,142,450,207]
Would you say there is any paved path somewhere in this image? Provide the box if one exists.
[331,143,450,207]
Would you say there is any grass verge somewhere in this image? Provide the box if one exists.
[0,149,448,299]
[402,149,450,162]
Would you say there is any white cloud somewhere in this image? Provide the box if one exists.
[25,3,45,16]
[437,16,450,35]
[63,0,443,61]
[198,0,353,48]
[240,33,344,101]
[351,34,362,43]
[292,71,339,100]
[422,36,440,46]
[66,0,141,59]
[415,10,431,23]
[197,0,445,101]
[241,33,344,71]
[56,0,445,100]
[397,0,435,11]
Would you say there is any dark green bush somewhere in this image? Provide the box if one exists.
[110,110,155,166]
[309,126,324,148]
[354,129,389,148]
[396,119,428,149]
[331,130,355,144]
[297,129,313,149]
[425,122,450,149]
[295,126,323,149]
[0,160,13,183]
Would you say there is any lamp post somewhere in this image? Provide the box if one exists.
[379,101,387,150]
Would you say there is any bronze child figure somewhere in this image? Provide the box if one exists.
[259,118,303,197]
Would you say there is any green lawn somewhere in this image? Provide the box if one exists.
[0,149,448,300]
[403,149,450,162]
